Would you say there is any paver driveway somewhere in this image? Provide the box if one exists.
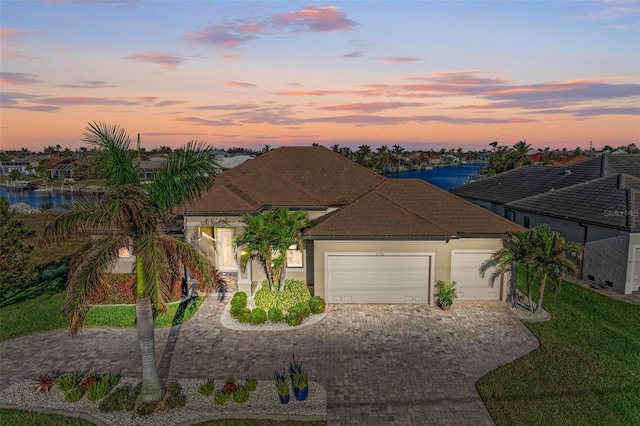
[0,296,538,425]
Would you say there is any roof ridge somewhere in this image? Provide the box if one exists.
[258,166,328,207]
[225,181,260,208]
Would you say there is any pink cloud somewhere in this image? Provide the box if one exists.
[59,80,116,89]
[224,80,257,88]
[272,5,356,32]
[37,97,140,106]
[173,116,236,126]
[135,96,158,103]
[125,52,184,70]
[155,100,187,107]
[273,89,344,96]
[185,24,259,48]
[319,101,426,113]
[0,72,43,85]
[192,103,258,111]
[221,54,243,61]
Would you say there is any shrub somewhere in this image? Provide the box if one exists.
[274,279,311,310]
[296,301,311,317]
[65,388,83,403]
[230,292,248,318]
[244,378,258,392]
[136,402,156,417]
[213,391,230,406]
[33,372,58,393]
[254,283,277,309]
[164,380,182,397]
[230,291,247,305]
[165,394,186,409]
[222,378,237,394]
[86,380,111,402]
[57,371,84,392]
[99,385,137,412]
[285,307,303,326]
[238,311,252,323]
[249,307,267,324]
[198,378,215,396]
[268,307,284,322]
[309,296,326,314]
[232,386,250,403]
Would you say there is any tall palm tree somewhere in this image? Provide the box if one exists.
[529,224,582,312]
[233,207,310,291]
[42,122,221,404]
[490,229,537,309]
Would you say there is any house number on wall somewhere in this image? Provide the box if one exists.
[376,252,385,256]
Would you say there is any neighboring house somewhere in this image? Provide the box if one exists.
[41,158,75,180]
[179,146,522,305]
[0,161,33,176]
[211,150,255,169]
[551,154,589,167]
[451,154,640,295]
[137,157,168,183]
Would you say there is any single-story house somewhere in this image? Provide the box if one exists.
[177,146,522,305]
[451,154,640,295]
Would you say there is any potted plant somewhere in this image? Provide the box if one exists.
[274,371,290,404]
[289,354,309,401]
[435,280,457,311]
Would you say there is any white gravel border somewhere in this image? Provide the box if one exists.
[0,377,326,425]
[219,295,327,331]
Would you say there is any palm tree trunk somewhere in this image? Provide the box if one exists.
[278,262,287,291]
[136,297,164,403]
[535,275,547,313]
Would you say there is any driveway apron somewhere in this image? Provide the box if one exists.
[0,297,539,425]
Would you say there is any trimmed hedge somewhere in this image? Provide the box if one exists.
[309,296,326,314]
[267,307,284,322]
[249,308,267,324]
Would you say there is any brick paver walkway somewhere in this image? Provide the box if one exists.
[0,296,538,425]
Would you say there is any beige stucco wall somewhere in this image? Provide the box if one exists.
[626,233,640,294]
[312,238,507,305]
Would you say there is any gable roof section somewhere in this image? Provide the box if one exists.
[506,174,640,231]
[451,156,604,204]
[603,154,640,178]
[185,146,384,214]
[306,179,522,238]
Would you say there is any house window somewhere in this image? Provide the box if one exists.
[286,245,303,268]
[505,210,514,221]
[524,216,530,228]
[605,280,613,287]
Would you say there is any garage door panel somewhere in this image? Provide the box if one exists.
[327,254,430,304]
[451,251,499,300]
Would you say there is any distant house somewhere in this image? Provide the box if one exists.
[0,160,33,176]
[423,153,442,164]
[551,154,589,167]
[137,157,168,183]
[211,150,255,169]
[451,154,640,295]
[176,146,521,305]
[41,158,75,180]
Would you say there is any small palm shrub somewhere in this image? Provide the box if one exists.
[309,296,326,314]
[65,387,83,403]
[268,307,284,322]
[213,391,230,406]
[99,385,137,412]
[249,307,267,324]
[232,386,250,403]
[165,394,186,409]
[164,380,182,397]
[198,378,215,396]
[33,373,58,393]
[244,378,258,391]
[57,371,84,392]
[136,402,156,417]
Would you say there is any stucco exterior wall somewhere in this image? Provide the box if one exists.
[312,238,507,305]
[625,233,640,294]
[583,234,630,293]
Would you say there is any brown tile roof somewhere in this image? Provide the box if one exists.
[185,146,384,214]
[306,179,523,238]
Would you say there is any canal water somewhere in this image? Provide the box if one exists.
[0,186,89,210]
[386,163,485,191]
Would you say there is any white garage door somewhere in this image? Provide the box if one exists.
[450,251,500,299]
[326,253,430,303]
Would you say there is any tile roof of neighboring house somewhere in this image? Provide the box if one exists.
[451,155,640,205]
[306,179,523,238]
[41,158,75,170]
[185,146,384,214]
[506,174,640,231]
[551,154,589,166]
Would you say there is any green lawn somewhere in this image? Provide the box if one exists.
[477,280,640,425]
[0,293,204,342]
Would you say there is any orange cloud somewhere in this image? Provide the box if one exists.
[320,101,426,113]
[273,90,344,96]
[155,100,187,107]
[0,27,38,39]
[0,72,43,85]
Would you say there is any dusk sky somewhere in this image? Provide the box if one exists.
[1,1,639,152]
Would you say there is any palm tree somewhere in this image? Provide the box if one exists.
[233,207,310,291]
[41,122,222,404]
[508,140,533,170]
[529,224,582,312]
[490,230,537,309]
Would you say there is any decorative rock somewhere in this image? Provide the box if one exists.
[8,202,41,214]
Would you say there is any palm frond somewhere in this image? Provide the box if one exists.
[83,121,138,187]
[148,141,219,213]
[136,232,171,313]
[159,234,220,293]
[63,235,127,335]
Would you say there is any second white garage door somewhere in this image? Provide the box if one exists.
[450,250,501,299]
[326,253,431,303]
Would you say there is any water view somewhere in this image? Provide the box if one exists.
[0,186,88,210]
[386,163,485,191]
